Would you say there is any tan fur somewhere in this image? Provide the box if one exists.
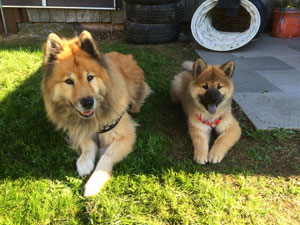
[171,58,241,164]
[41,31,151,196]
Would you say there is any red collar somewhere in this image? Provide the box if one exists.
[196,114,223,126]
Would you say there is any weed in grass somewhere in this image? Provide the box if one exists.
[245,128,273,143]
[272,128,295,142]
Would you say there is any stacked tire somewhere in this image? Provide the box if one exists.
[124,0,184,44]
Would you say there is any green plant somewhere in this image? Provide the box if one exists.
[274,0,300,9]
[272,128,295,142]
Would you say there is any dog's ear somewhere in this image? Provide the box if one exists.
[193,58,207,76]
[44,33,62,64]
[220,61,235,78]
[79,30,100,58]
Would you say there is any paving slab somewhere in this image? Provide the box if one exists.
[235,57,294,71]
[232,45,300,57]
[195,49,237,65]
[252,33,300,46]
[275,56,300,70]
[257,70,300,92]
[290,46,300,52]
[234,92,300,130]
[234,71,282,93]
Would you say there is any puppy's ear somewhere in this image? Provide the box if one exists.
[220,61,235,78]
[44,33,62,64]
[193,58,207,76]
[79,30,100,58]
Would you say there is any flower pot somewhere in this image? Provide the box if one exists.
[272,8,300,38]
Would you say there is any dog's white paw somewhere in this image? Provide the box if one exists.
[76,156,95,177]
[208,150,225,164]
[193,151,208,165]
[84,171,110,197]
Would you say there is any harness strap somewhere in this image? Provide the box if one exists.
[97,103,132,133]
[196,114,223,127]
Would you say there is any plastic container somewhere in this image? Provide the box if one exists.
[272,8,300,38]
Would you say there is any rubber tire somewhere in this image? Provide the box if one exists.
[124,20,180,44]
[125,0,180,5]
[249,0,267,36]
[126,2,184,24]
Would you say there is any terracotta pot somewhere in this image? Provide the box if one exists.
[272,8,300,38]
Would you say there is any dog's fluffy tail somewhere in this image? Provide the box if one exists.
[182,61,194,72]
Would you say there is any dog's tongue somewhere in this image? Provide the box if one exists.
[82,110,93,116]
[207,104,217,114]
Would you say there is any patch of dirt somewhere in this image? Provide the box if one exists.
[0,22,124,45]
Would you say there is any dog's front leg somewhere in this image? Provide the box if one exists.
[189,124,210,165]
[76,138,98,177]
[208,120,241,164]
[84,131,136,197]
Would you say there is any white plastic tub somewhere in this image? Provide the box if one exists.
[191,0,261,51]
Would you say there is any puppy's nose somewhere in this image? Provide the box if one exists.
[80,96,94,109]
[205,89,221,103]
[210,95,219,102]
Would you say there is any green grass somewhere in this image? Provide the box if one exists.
[0,41,300,224]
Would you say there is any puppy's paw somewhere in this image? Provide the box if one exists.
[193,151,208,165]
[208,150,225,164]
[76,156,95,177]
[84,171,110,197]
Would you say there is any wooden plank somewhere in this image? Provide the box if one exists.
[111,10,124,23]
[27,9,40,22]
[65,10,77,23]
[90,10,101,22]
[0,8,30,34]
[2,9,18,33]
[19,9,29,22]
[76,10,91,22]
[13,8,21,23]
[49,9,66,22]
[0,11,4,34]
[38,9,50,22]
[100,10,111,22]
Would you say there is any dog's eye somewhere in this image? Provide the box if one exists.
[217,84,222,89]
[87,75,94,82]
[65,79,74,85]
[203,84,208,89]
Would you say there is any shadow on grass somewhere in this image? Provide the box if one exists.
[0,46,77,180]
[0,44,299,186]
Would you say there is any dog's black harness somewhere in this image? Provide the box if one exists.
[97,103,132,134]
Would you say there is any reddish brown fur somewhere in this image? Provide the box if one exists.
[41,31,151,196]
[171,59,241,164]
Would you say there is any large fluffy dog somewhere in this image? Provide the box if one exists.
[171,58,241,164]
[41,31,151,196]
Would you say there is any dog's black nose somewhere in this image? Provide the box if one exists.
[80,96,94,109]
[210,95,220,102]
[205,89,222,103]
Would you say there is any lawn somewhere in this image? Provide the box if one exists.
[0,39,300,225]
